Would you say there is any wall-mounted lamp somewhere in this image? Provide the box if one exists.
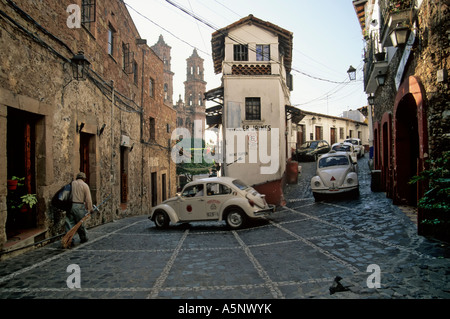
[390,23,410,47]
[368,94,375,106]
[376,73,387,86]
[98,123,106,136]
[347,65,357,81]
[71,51,91,81]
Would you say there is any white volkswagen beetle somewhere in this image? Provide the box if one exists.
[331,142,358,163]
[311,151,359,201]
[149,177,275,229]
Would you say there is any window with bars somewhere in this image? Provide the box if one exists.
[81,0,96,27]
[234,44,248,61]
[122,43,134,74]
[256,44,270,61]
[245,97,261,121]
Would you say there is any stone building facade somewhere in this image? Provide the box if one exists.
[0,0,176,256]
[353,0,449,232]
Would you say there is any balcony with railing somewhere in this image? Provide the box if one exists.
[379,0,416,47]
[364,36,389,94]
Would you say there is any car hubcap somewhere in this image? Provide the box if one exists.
[155,213,165,226]
[228,212,242,227]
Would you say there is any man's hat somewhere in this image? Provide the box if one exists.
[76,172,87,180]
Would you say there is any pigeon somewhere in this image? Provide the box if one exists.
[329,276,350,295]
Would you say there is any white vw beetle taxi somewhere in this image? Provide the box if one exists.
[149,177,275,229]
[331,142,358,164]
[311,151,359,201]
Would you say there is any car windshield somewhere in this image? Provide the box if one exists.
[333,145,351,152]
[232,179,250,190]
[345,139,358,146]
[319,155,349,168]
[301,141,318,149]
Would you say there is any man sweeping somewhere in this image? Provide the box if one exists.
[65,172,93,246]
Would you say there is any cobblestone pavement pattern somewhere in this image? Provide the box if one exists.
[0,155,449,299]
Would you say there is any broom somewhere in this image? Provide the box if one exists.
[61,194,111,248]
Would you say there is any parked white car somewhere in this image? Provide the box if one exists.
[331,142,358,163]
[311,151,359,200]
[344,138,364,158]
[149,177,275,229]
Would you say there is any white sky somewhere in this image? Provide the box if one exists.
[124,0,367,117]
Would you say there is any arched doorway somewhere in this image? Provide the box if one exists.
[393,76,428,209]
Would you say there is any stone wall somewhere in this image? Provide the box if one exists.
[0,0,176,252]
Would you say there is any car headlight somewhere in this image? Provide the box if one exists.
[314,181,321,187]
[347,178,354,184]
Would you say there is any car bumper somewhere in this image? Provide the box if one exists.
[312,185,358,194]
[254,204,276,216]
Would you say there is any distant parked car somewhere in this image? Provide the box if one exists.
[149,177,275,229]
[344,138,364,158]
[293,140,330,162]
[311,151,359,201]
[331,142,358,163]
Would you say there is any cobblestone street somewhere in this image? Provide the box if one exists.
[0,154,449,301]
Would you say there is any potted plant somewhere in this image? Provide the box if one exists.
[20,194,38,212]
[7,176,24,191]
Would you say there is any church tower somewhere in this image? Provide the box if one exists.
[184,49,206,139]
[151,35,174,106]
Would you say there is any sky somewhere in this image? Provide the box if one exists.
[124,0,367,117]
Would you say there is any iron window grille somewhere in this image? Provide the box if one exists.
[234,44,248,61]
[245,97,261,121]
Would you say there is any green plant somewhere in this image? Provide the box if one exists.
[410,151,450,238]
[20,194,38,209]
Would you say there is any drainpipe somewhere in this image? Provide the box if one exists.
[111,80,115,216]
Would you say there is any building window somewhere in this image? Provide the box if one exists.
[234,44,248,61]
[198,93,203,106]
[256,44,270,61]
[164,84,168,101]
[107,24,115,56]
[245,97,261,121]
[122,43,133,74]
[149,117,156,141]
[339,127,345,139]
[133,61,138,84]
[149,78,154,97]
[81,0,96,31]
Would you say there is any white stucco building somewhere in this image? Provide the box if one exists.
[207,15,294,205]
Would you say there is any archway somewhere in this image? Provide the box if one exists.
[393,76,428,209]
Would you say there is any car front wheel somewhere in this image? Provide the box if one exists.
[153,211,170,229]
[225,208,246,229]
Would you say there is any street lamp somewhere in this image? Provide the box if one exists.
[347,65,357,81]
[376,73,387,86]
[390,23,410,47]
[71,51,90,81]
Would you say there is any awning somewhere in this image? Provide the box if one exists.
[285,105,306,123]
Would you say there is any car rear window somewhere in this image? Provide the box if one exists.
[319,156,349,168]
[232,179,250,190]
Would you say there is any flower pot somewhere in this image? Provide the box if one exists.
[374,52,386,62]
[7,180,18,190]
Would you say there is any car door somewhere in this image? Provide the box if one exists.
[205,182,233,220]
[178,183,207,221]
